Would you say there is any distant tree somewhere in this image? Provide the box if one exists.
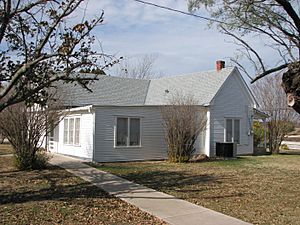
[79,68,106,75]
[0,0,117,112]
[115,54,161,79]
[188,0,300,114]
[161,94,207,162]
[253,75,298,153]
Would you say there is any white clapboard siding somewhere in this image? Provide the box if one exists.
[56,112,94,159]
[94,106,167,162]
[210,71,254,156]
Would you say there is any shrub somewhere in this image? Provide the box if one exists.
[253,121,265,148]
[14,149,51,170]
[161,94,207,163]
[0,103,61,170]
[280,144,289,151]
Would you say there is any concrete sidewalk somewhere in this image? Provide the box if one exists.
[50,154,251,225]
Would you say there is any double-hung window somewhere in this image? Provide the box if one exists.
[225,118,240,144]
[63,117,80,145]
[116,117,141,147]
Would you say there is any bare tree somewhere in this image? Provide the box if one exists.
[0,0,118,112]
[0,132,5,144]
[253,75,298,153]
[115,54,161,79]
[0,101,62,170]
[161,94,207,162]
[188,0,300,114]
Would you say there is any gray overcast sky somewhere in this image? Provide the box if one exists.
[79,0,276,80]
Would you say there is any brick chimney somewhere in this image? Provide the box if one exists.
[216,60,225,71]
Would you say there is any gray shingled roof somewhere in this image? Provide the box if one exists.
[59,75,150,106]
[59,67,234,107]
[145,67,234,105]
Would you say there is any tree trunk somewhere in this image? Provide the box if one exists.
[282,62,300,114]
[273,142,280,154]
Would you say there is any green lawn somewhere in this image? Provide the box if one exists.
[91,154,300,225]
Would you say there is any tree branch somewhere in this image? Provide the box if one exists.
[220,25,266,72]
[0,72,98,112]
[35,0,83,57]
[0,0,11,43]
[0,53,63,99]
[0,0,51,43]
[275,0,300,33]
[251,63,289,83]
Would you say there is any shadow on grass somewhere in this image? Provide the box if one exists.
[88,161,223,195]
[1,156,249,205]
[66,161,223,198]
[120,170,218,191]
[95,168,250,201]
[0,166,113,205]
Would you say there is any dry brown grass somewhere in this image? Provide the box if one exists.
[94,154,300,225]
[0,144,13,155]
[0,148,166,224]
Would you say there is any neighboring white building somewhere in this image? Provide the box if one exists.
[48,61,259,162]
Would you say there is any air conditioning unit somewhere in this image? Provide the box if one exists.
[216,142,237,158]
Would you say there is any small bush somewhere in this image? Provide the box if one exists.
[33,150,51,169]
[0,103,60,171]
[253,121,266,148]
[280,144,289,151]
[14,149,50,170]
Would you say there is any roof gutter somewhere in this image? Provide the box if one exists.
[63,105,94,113]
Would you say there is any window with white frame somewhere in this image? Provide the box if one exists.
[116,117,141,147]
[225,118,240,144]
[74,118,80,145]
[63,117,80,145]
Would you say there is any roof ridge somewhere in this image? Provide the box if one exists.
[102,74,151,81]
[75,73,151,81]
[150,67,235,80]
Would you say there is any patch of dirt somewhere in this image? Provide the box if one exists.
[0,155,167,225]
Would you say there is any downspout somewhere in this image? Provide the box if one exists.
[264,118,267,149]
[205,109,211,156]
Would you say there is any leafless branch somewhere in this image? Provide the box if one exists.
[251,63,289,83]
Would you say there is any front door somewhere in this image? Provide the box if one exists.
[48,126,59,153]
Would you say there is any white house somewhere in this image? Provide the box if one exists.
[47,61,261,162]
